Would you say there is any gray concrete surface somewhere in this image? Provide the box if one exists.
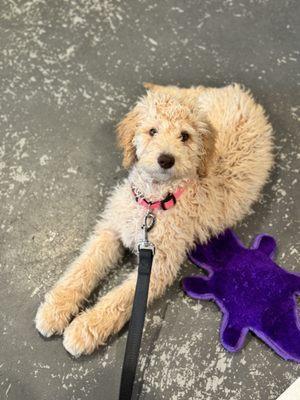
[0,0,299,399]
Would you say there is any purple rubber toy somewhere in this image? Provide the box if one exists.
[183,229,300,362]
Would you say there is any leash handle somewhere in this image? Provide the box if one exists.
[118,248,154,400]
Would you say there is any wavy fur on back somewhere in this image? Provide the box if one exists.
[196,84,273,236]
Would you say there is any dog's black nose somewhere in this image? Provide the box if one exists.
[157,153,175,169]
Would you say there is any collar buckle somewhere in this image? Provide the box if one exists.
[160,193,176,210]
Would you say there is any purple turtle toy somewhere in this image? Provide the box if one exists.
[183,229,300,362]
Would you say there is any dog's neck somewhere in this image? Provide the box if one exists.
[129,166,190,201]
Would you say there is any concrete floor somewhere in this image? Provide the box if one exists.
[0,0,299,399]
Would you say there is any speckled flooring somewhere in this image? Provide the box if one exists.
[0,1,299,399]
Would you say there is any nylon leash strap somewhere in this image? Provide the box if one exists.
[119,211,155,400]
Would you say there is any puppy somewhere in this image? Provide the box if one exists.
[35,83,273,356]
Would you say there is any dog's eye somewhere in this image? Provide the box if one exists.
[180,131,190,142]
[149,128,158,136]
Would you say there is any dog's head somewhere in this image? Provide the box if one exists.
[117,90,215,182]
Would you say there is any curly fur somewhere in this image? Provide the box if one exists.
[35,83,273,356]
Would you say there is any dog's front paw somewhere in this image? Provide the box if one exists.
[35,301,71,337]
[63,310,112,357]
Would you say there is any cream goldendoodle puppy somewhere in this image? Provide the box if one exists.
[35,83,273,356]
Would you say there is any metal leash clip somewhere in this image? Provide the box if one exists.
[138,210,156,255]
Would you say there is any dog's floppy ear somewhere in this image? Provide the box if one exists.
[197,121,216,178]
[116,106,141,169]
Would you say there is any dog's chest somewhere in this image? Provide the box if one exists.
[119,205,147,250]
[109,180,189,251]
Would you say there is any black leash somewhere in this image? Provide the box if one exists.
[119,211,156,400]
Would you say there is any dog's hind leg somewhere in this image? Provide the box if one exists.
[35,228,122,337]
[62,246,185,356]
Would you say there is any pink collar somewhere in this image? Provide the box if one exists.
[132,185,185,211]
